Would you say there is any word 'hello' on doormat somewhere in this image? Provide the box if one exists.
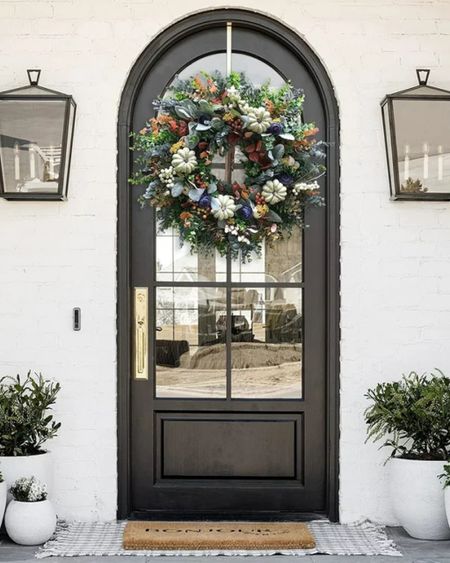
[123,521,316,551]
[36,520,402,557]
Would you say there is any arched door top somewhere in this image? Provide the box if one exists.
[119,9,339,129]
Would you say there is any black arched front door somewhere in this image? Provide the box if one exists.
[118,10,339,520]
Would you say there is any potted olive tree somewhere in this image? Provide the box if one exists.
[0,373,61,500]
[365,370,450,540]
[439,463,450,529]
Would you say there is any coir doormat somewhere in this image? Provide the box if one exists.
[36,520,403,557]
[123,521,315,551]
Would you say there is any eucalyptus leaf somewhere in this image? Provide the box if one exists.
[171,182,184,197]
[210,197,220,211]
[211,117,224,131]
[188,187,205,202]
[198,100,214,115]
[207,182,218,194]
[266,210,282,223]
[186,134,199,149]
[196,123,212,131]
[174,107,191,120]
[279,133,295,141]
[181,99,198,117]
[272,144,285,160]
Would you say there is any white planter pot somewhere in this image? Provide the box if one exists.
[0,481,6,527]
[445,487,450,529]
[0,452,53,503]
[5,499,56,545]
[389,457,450,540]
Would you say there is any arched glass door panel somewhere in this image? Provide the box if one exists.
[155,53,302,399]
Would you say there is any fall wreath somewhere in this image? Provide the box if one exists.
[131,72,325,260]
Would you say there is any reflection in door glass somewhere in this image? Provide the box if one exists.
[156,226,226,282]
[155,286,227,398]
[231,226,302,283]
[231,287,302,398]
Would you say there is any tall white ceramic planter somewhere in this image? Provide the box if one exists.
[0,480,6,526]
[389,458,450,540]
[5,499,56,545]
[0,452,53,503]
[445,488,450,529]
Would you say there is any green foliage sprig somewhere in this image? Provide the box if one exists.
[131,71,325,261]
[439,463,450,488]
[364,370,450,461]
[0,372,61,457]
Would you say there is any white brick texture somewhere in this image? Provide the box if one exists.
[1,0,450,523]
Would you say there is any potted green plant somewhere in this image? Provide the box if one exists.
[0,471,6,526]
[439,463,450,528]
[5,477,56,545]
[0,373,61,500]
[365,370,450,540]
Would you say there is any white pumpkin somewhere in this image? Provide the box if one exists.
[212,195,236,220]
[171,147,197,174]
[261,179,287,204]
[246,107,271,134]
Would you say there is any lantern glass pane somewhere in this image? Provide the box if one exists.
[393,99,450,194]
[382,102,395,197]
[61,101,75,197]
[0,99,66,194]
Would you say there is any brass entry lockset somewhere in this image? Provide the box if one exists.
[133,287,148,380]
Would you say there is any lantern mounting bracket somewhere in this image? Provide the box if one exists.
[416,68,430,86]
[27,69,41,86]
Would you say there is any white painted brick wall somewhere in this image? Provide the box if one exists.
[1,0,450,523]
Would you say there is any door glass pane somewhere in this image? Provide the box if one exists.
[231,287,302,398]
[231,226,302,283]
[174,53,285,88]
[155,286,227,398]
[156,226,226,282]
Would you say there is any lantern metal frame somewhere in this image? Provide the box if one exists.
[0,69,76,201]
[381,69,450,201]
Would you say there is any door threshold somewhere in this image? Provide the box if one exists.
[128,511,329,522]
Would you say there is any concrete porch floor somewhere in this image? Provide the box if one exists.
[0,527,449,563]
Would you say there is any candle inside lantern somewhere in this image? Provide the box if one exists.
[423,142,429,179]
[29,145,36,179]
[438,145,443,181]
[14,142,20,180]
[403,144,410,180]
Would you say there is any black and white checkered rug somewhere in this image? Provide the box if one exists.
[36,520,402,558]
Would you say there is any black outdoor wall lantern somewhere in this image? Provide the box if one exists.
[0,70,76,200]
[381,69,450,200]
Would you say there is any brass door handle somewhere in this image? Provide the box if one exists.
[133,287,148,380]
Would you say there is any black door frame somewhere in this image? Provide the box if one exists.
[117,8,340,521]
